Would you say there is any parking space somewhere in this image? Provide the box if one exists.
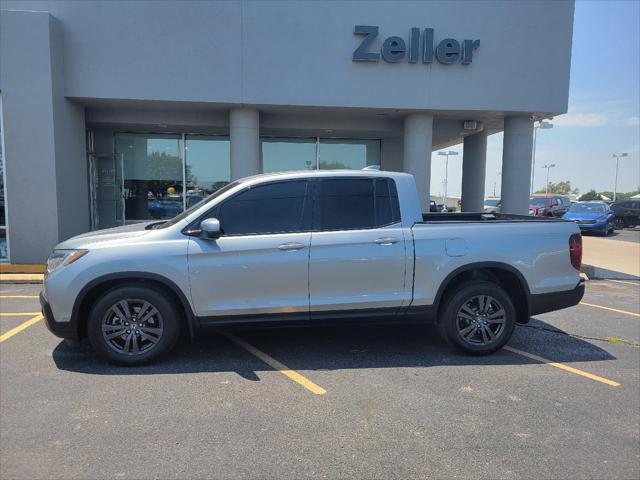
[1,281,639,479]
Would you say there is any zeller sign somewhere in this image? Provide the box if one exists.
[352,25,480,65]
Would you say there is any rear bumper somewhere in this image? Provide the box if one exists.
[529,280,585,316]
[40,291,80,340]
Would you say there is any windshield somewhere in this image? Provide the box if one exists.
[484,199,499,206]
[529,197,550,206]
[569,203,607,214]
[153,180,243,229]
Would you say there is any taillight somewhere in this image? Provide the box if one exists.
[569,233,582,271]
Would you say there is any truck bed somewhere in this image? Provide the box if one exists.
[420,212,567,223]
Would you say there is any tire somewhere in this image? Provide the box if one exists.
[614,217,625,230]
[87,284,181,366]
[438,280,516,355]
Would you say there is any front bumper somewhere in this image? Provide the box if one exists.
[576,221,607,232]
[529,280,586,316]
[40,291,80,340]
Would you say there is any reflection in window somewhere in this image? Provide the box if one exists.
[185,135,230,208]
[259,137,381,174]
[261,138,316,173]
[115,134,183,221]
[319,139,380,170]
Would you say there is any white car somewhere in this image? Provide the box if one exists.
[484,198,501,213]
[41,170,584,365]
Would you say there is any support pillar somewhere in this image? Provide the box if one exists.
[403,113,433,212]
[461,130,488,212]
[230,108,260,180]
[501,116,534,215]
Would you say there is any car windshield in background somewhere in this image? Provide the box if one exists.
[484,199,499,206]
[529,197,550,206]
[569,203,606,214]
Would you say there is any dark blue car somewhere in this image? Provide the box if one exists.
[563,201,615,236]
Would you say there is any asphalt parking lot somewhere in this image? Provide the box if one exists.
[1,280,639,479]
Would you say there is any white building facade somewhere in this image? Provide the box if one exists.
[0,0,574,263]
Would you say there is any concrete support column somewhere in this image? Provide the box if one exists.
[1,11,88,262]
[501,115,534,214]
[230,108,260,180]
[461,130,488,212]
[403,113,434,212]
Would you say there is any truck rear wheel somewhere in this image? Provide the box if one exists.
[439,280,516,355]
[87,285,181,366]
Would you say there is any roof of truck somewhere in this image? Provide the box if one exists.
[239,169,413,185]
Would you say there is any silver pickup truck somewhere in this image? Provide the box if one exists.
[41,170,585,365]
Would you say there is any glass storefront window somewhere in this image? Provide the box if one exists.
[115,134,183,221]
[261,138,317,173]
[185,135,230,208]
[260,137,381,173]
[318,139,380,170]
[0,101,6,261]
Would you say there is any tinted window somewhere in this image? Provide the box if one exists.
[317,178,400,231]
[214,181,309,235]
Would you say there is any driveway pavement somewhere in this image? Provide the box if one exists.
[1,280,639,479]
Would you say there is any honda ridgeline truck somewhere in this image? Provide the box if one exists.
[41,170,585,365]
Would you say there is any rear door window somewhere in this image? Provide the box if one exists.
[315,177,400,231]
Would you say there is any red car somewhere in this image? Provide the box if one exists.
[529,195,572,217]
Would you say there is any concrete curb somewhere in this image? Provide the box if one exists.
[0,274,44,284]
[581,264,640,281]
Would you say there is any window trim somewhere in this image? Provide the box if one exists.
[312,177,401,233]
[183,179,313,237]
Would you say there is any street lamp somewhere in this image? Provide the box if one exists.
[531,120,553,195]
[612,153,629,202]
[438,150,459,205]
[542,163,556,195]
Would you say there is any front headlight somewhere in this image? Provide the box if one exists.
[46,249,88,273]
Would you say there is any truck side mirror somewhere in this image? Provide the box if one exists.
[200,218,222,239]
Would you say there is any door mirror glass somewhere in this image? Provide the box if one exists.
[200,218,222,239]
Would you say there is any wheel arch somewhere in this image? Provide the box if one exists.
[72,272,197,340]
[434,262,531,324]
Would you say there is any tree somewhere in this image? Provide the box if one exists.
[578,190,600,201]
[535,180,579,196]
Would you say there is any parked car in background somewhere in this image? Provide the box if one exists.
[484,198,501,213]
[611,200,640,229]
[563,201,615,236]
[529,195,571,217]
[148,199,183,219]
[41,170,584,365]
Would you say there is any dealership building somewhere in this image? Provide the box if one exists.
[0,1,574,263]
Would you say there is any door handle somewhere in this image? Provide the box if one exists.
[374,237,400,245]
[278,242,305,251]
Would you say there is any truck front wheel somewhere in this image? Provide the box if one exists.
[439,280,516,355]
[87,285,181,366]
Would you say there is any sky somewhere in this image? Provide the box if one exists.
[429,0,640,199]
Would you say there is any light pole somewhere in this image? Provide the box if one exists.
[438,150,459,206]
[531,120,553,194]
[612,153,629,201]
[542,163,556,195]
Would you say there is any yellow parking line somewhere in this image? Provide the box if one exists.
[0,314,43,343]
[225,333,327,395]
[0,295,40,299]
[504,346,621,387]
[580,302,640,318]
[0,312,41,316]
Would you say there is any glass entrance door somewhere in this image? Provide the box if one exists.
[89,153,124,230]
